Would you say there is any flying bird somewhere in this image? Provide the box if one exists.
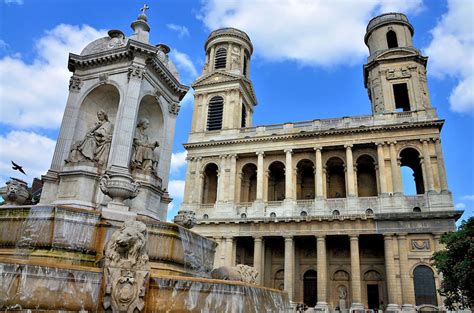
[11,161,26,175]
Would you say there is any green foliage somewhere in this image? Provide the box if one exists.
[432,217,474,310]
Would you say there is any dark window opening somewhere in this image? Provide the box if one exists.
[243,57,247,76]
[393,83,411,112]
[214,48,227,69]
[414,265,438,306]
[241,104,247,128]
[207,96,224,131]
[387,30,398,48]
[303,270,317,307]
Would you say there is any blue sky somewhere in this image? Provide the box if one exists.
[0,0,472,222]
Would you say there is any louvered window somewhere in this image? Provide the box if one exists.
[207,96,224,131]
[214,48,227,69]
[241,104,247,127]
[243,57,247,76]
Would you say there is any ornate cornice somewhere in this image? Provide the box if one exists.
[184,120,444,149]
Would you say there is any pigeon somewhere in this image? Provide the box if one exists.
[11,161,26,175]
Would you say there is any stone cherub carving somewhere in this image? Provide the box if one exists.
[66,110,113,166]
[131,118,159,173]
[0,178,31,205]
[103,220,150,313]
[211,264,259,284]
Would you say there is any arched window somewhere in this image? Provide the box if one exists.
[207,96,224,131]
[240,213,247,219]
[297,159,315,200]
[270,212,277,218]
[332,210,340,216]
[356,155,377,197]
[202,163,218,204]
[414,265,438,306]
[366,208,374,215]
[214,48,227,69]
[303,270,318,307]
[268,161,286,201]
[386,30,398,48]
[243,57,248,76]
[273,269,284,290]
[326,157,346,198]
[400,148,424,194]
[241,103,247,128]
[240,163,257,202]
[300,211,308,217]
[203,214,209,219]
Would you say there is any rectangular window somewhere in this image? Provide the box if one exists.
[241,104,247,128]
[393,83,411,112]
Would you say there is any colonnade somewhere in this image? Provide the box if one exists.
[184,139,448,205]
[212,233,442,309]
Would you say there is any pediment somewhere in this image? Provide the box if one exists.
[375,48,418,61]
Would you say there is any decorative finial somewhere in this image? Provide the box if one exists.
[140,4,149,16]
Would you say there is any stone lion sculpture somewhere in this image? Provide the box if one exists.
[104,220,149,270]
[211,264,259,284]
[0,179,31,205]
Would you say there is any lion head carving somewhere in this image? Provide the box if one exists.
[1,179,30,205]
[104,220,149,270]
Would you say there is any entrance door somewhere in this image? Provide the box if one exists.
[367,284,380,309]
[303,270,317,307]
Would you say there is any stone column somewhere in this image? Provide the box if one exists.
[345,145,356,196]
[285,149,294,200]
[228,154,238,202]
[389,142,403,194]
[349,235,363,309]
[434,139,449,192]
[193,157,202,204]
[256,152,265,201]
[216,155,227,202]
[253,236,264,285]
[213,236,222,267]
[209,46,216,70]
[183,157,194,203]
[376,143,388,194]
[384,234,401,310]
[225,236,234,267]
[421,140,435,192]
[398,234,416,310]
[315,147,324,198]
[316,236,328,309]
[284,235,294,301]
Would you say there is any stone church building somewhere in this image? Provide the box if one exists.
[180,13,461,311]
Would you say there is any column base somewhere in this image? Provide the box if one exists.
[350,302,364,312]
[386,304,401,312]
[401,304,416,312]
[314,301,329,312]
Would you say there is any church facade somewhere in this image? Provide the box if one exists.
[180,13,460,311]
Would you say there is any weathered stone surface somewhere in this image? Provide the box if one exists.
[0,179,31,205]
[211,264,259,284]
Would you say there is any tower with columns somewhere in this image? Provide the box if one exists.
[181,13,460,311]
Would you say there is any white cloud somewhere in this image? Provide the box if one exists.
[170,151,188,174]
[0,39,8,51]
[0,24,106,129]
[168,179,185,201]
[424,0,474,113]
[0,131,56,185]
[198,0,423,67]
[166,24,190,38]
[461,195,474,201]
[455,203,466,210]
[169,49,198,83]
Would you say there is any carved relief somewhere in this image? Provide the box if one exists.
[371,78,383,113]
[364,270,382,281]
[128,65,145,81]
[211,264,259,284]
[107,30,126,49]
[103,221,150,313]
[0,178,31,205]
[411,239,430,251]
[69,76,82,92]
[333,270,350,281]
[418,67,430,109]
[168,102,180,115]
[99,174,140,204]
[173,210,197,229]
[386,67,411,80]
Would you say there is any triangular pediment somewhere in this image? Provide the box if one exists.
[192,71,257,105]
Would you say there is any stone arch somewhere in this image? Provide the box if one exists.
[399,147,424,194]
[273,269,285,291]
[356,154,377,197]
[413,265,438,306]
[363,269,383,281]
[386,30,398,48]
[326,157,346,198]
[297,159,315,200]
[303,269,318,307]
[333,269,350,281]
[240,163,257,202]
[202,162,219,204]
[268,161,285,201]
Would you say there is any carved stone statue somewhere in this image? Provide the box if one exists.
[173,210,197,229]
[211,264,259,284]
[338,285,348,312]
[131,118,159,173]
[66,110,113,166]
[103,220,150,313]
[0,178,31,205]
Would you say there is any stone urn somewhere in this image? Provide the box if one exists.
[100,173,140,208]
[173,210,197,229]
[1,179,31,205]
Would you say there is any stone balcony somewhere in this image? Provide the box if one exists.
[187,109,439,144]
[189,192,454,222]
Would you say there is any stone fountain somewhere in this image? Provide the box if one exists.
[0,7,289,312]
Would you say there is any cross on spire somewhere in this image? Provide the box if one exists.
[140,4,149,15]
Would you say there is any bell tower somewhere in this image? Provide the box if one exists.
[363,13,436,117]
[190,28,257,134]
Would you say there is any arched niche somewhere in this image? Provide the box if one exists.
[268,161,285,201]
[240,163,257,202]
[73,84,120,145]
[202,163,219,204]
[356,155,377,197]
[297,159,315,200]
[326,157,346,198]
[134,95,165,166]
[400,147,424,194]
